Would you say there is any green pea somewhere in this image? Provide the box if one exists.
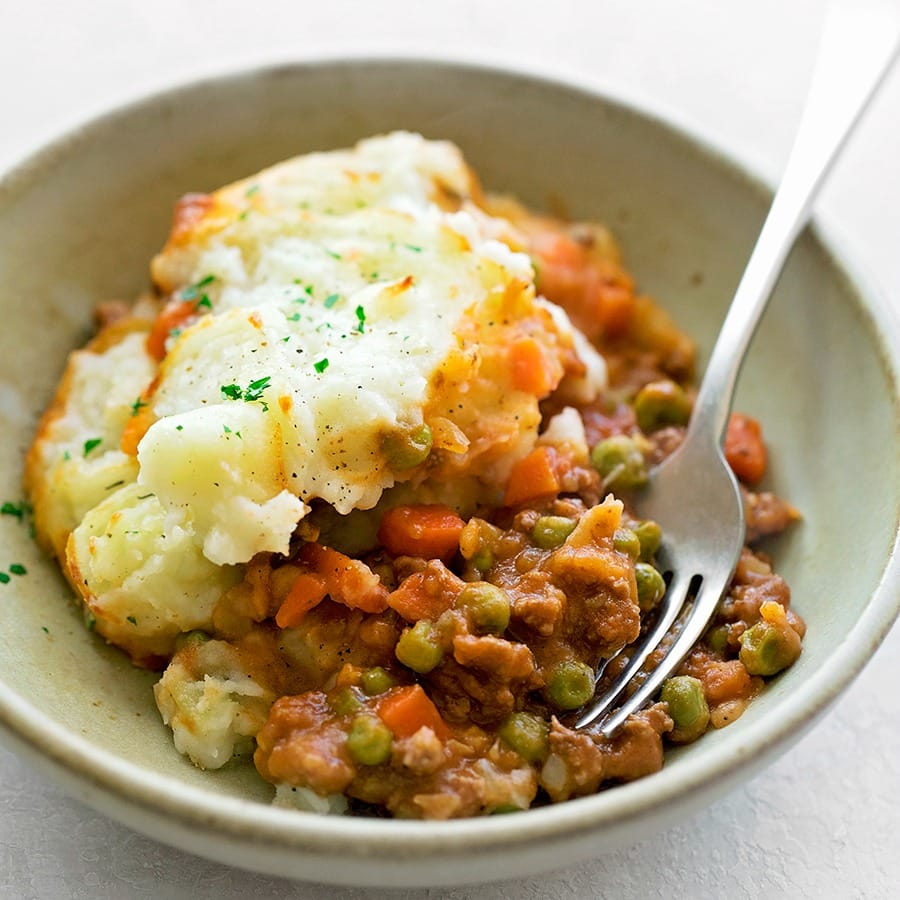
[532,516,577,550]
[590,435,648,490]
[456,582,511,634]
[633,380,691,433]
[635,562,666,611]
[545,659,596,710]
[613,527,641,558]
[346,715,393,766]
[497,711,550,763]
[395,620,444,673]
[739,620,802,676]
[633,519,662,561]
[360,666,397,696]
[470,548,494,572]
[175,630,210,651]
[329,686,364,717]
[660,675,709,743]
[705,624,730,655]
[383,423,432,470]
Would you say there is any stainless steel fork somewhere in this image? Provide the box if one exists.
[576,0,900,737]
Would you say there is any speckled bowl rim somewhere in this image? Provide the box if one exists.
[0,52,898,877]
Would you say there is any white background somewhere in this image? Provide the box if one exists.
[1,1,898,897]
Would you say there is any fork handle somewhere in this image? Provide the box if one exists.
[689,0,900,447]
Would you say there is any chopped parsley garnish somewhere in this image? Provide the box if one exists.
[1,501,29,521]
[223,426,242,439]
[244,376,271,402]
[287,313,302,322]
[404,243,422,253]
[195,295,213,310]
[175,425,184,431]
[355,305,366,333]
[41,626,49,634]
[221,377,271,411]
[245,184,260,197]
[83,437,103,457]
[181,274,215,301]
[130,397,148,417]
[0,562,27,583]
[323,293,340,309]
[126,615,137,626]
[324,249,342,260]
[63,450,71,461]
[314,358,330,374]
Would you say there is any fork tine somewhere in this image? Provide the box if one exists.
[573,568,693,730]
[595,570,733,738]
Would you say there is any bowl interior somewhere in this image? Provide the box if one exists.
[0,59,897,875]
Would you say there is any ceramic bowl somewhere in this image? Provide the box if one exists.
[0,58,897,888]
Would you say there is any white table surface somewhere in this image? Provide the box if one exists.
[1,1,898,897]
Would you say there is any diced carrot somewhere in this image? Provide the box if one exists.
[120,403,156,456]
[377,505,465,561]
[531,232,636,341]
[274,572,328,628]
[509,336,553,396]
[146,300,198,361]
[595,282,636,339]
[504,446,561,507]
[531,232,586,269]
[377,684,450,740]
[387,570,456,622]
[296,543,389,613]
[725,413,767,485]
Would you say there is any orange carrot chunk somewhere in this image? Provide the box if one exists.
[509,336,553,396]
[531,232,636,341]
[275,573,328,628]
[504,446,561,507]
[595,281,636,339]
[725,413,768,485]
[377,684,450,740]
[377,505,465,561]
[296,543,389,613]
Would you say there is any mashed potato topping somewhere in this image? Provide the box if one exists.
[139,132,599,566]
[27,132,603,660]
